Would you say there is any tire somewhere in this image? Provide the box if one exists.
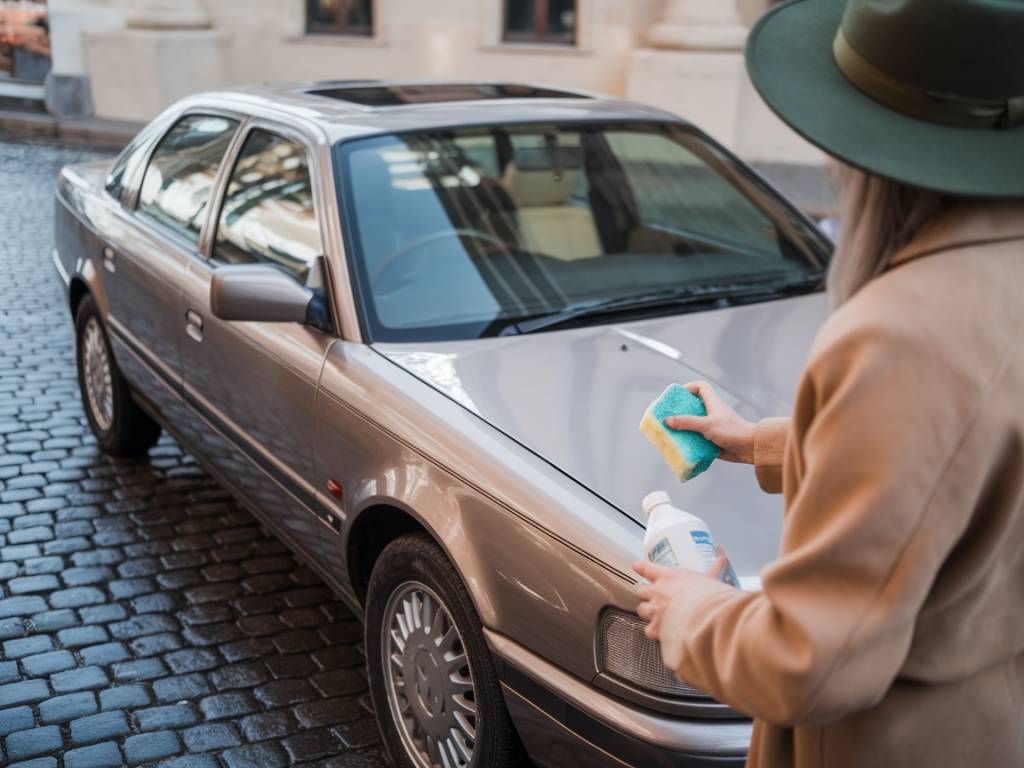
[74,294,161,457]
[366,533,526,768]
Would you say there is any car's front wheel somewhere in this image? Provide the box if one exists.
[75,294,161,456]
[366,533,525,768]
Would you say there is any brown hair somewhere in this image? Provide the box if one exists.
[829,164,947,306]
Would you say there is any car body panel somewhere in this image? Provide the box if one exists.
[52,81,833,768]
[376,292,827,578]
[172,115,341,565]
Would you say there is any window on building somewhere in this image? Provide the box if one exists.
[137,115,240,245]
[504,0,577,45]
[306,0,374,36]
[213,129,323,286]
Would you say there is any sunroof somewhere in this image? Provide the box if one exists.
[308,82,589,107]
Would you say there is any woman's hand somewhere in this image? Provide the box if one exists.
[666,381,756,464]
[634,549,729,641]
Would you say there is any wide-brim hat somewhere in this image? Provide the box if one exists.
[746,0,1024,198]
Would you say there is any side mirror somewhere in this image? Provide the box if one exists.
[210,264,314,324]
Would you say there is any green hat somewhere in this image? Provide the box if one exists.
[745,0,1024,197]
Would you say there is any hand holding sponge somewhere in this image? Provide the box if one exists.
[639,383,721,482]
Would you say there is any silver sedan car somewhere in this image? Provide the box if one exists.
[54,81,831,768]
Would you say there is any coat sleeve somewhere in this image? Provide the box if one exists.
[753,417,790,494]
[656,320,984,726]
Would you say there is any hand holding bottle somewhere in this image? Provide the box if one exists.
[634,555,729,641]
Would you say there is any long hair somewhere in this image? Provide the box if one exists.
[829,164,947,306]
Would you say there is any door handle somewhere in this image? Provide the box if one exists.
[102,247,116,273]
[185,308,204,342]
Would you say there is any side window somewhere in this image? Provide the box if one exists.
[138,115,239,245]
[213,129,323,286]
[104,144,134,201]
[106,122,160,202]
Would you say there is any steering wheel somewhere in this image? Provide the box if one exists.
[370,228,510,286]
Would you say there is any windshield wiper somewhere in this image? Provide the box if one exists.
[501,274,824,336]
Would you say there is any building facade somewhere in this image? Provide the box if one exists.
[47,0,819,164]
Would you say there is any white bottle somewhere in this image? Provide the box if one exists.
[642,491,738,587]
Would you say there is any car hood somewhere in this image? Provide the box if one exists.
[375,294,829,577]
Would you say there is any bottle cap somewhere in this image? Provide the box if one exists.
[641,491,671,519]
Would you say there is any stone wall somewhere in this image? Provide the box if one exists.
[48,0,820,166]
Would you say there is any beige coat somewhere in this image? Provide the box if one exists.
[659,201,1024,767]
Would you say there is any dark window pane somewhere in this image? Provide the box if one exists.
[309,0,338,26]
[346,0,373,31]
[504,0,576,43]
[138,115,239,244]
[505,0,536,38]
[307,0,373,35]
[547,0,576,39]
[310,82,587,106]
[214,130,322,285]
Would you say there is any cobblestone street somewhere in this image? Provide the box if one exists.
[0,137,385,767]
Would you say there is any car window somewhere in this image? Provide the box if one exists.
[105,120,164,203]
[338,123,829,342]
[137,115,240,245]
[213,129,322,287]
[104,141,135,202]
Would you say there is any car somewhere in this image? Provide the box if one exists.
[53,80,831,768]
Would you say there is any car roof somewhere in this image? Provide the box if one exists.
[188,80,688,143]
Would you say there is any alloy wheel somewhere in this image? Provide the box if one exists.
[81,316,114,432]
[382,580,478,768]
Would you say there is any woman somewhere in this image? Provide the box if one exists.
[635,1,1024,766]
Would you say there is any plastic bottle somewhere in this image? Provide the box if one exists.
[642,491,739,587]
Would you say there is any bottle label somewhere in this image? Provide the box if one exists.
[647,537,679,567]
[690,530,740,588]
[689,530,719,568]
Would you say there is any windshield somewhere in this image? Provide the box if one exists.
[337,122,830,342]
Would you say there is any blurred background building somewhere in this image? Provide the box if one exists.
[1,1,821,167]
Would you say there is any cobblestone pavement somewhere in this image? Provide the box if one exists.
[0,137,386,767]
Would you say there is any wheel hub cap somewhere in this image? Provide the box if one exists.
[383,582,478,768]
[82,317,113,432]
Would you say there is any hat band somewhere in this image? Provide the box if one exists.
[834,31,1024,130]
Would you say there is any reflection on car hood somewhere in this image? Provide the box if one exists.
[375,294,829,576]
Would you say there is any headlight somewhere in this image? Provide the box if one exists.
[598,610,709,699]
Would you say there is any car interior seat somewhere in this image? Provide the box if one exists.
[502,163,602,261]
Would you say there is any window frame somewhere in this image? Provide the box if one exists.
[131,111,243,252]
[305,0,374,37]
[502,0,578,45]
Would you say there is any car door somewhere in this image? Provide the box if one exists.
[105,113,240,427]
[179,123,340,562]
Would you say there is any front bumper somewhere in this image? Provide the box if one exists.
[486,629,749,768]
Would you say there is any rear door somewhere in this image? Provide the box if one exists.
[179,122,340,561]
[107,113,240,425]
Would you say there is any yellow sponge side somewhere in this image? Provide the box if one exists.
[639,405,697,481]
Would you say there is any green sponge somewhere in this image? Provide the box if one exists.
[639,384,721,482]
